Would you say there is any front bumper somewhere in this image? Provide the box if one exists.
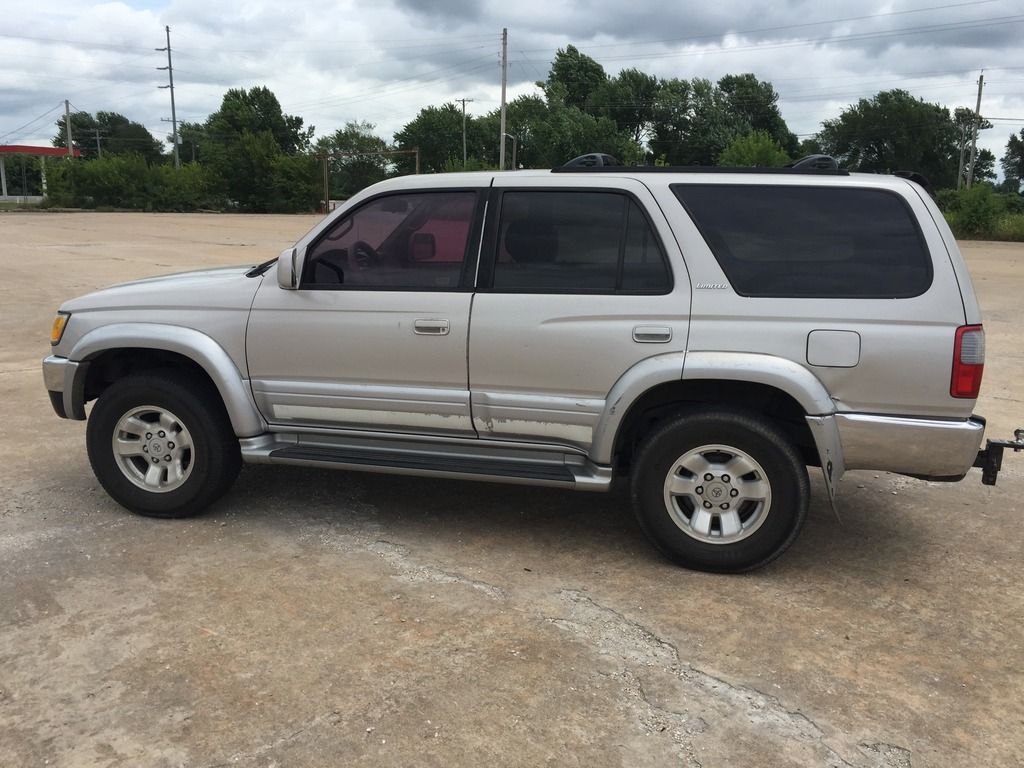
[43,355,87,420]
[836,412,986,479]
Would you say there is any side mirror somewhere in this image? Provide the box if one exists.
[277,247,300,289]
[410,233,436,263]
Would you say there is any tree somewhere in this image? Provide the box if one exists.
[544,45,607,111]
[199,86,314,211]
[1001,130,1024,193]
[817,90,959,188]
[590,68,660,145]
[393,103,464,174]
[52,111,162,162]
[718,74,797,155]
[969,148,996,183]
[718,131,790,167]
[318,121,391,198]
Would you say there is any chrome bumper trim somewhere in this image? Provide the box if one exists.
[42,355,85,420]
[836,413,985,477]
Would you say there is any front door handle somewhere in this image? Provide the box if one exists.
[633,325,672,343]
[414,319,450,336]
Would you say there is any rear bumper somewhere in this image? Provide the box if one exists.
[42,355,86,420]
[836,412,985,478]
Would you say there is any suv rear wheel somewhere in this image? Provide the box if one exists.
[631,409,808,572]
[86,371,241,518]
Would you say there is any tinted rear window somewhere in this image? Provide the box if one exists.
[672,184,932,298]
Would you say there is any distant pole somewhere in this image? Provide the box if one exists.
[456,97,474,168]
[157,26,180,170]
[956,125,967,190]
[65,99,73,157]
[499,28,507,171]
[94,128,103,157]
[415,147,421,175]
[322,155,330,213]
[966,71,984,189]
[0,158,7,198]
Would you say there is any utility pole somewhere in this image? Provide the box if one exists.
[65,99,73,157]
[956,124,967,190]
[157,26,180,170]
[455,97,474,168]
[93,128,105,157]
[966,71,984,189]
[499,28,507,171]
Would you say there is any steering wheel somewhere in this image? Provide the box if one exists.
[350,240,379,269]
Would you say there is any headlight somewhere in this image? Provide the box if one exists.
[50,312,70,345]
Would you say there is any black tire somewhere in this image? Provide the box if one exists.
[86,370,241,518]
[630,409,809,573]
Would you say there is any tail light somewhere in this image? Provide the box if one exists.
[951,324,985,398]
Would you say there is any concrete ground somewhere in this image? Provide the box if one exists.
[1,212,1022,768]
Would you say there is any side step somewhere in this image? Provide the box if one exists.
[241,434,612,491]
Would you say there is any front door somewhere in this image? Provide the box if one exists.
[247,188,485,436]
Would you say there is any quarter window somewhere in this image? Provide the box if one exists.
[304,192,477,290]
[491,191,670,293]
[672,184,932,298]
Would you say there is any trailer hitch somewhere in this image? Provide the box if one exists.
[974,429,1024,485]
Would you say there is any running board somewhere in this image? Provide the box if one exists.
[239,434,613,491]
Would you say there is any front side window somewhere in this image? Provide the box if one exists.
[491,191,671,293]
[303,191,477,290]
[672,184,932,298]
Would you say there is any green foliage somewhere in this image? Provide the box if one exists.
[393,103,464,174]
[319,121,392,197]
[937,185,1024,240]
[46,154,223,211]
[52,110,164,163]
[267,154,319,213]
[1002,130,1024,193]
[817,90,959,188]
[544,45,607,111]
[717,131,790,167]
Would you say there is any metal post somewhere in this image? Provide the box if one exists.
[0,157,7,198]
[40,157,47,196]
[956,125,967,190]
[499,28,507,171]
[456,97,474,168]
[503,133,517,170]
[322,154,330,213]
[157,26,180,170]
[415,147,420,175]
[94,128,103,157]
[966,71,984,189]
[65,100,73,157]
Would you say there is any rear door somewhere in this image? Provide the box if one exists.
[468,177,690,453]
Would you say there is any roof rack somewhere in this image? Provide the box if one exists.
[551,155,848,175]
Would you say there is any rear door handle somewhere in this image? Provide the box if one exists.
[413,319,450,336]
[633,325,672,343]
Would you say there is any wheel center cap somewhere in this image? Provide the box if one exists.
[149,441,165,456]
[705,481,728,501]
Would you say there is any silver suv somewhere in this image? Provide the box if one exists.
[42,164,1023,572]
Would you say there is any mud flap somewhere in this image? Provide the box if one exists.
[805,415,845,521]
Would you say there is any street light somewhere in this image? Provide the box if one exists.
[502,133,518,171]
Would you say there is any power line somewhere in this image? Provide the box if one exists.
[0,102,65,142]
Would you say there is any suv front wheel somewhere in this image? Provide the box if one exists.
[631,409,809,572]
[86,371,241,518]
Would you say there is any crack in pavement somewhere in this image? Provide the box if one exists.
[548,589,911,768]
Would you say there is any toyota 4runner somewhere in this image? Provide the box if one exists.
[43,163,1023,572]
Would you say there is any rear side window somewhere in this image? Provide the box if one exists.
[672,184,932,298]
[491,191,671,294]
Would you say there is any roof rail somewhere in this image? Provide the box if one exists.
[551,164,849,176]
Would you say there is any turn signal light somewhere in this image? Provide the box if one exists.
[50,313,70,345]
[951,324,984,398]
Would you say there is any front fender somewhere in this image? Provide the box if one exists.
[69,323,265,437]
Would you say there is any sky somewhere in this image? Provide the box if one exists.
[1,0,1022,172]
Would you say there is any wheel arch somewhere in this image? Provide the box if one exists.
[69,324,264,437]
[595,351,839,476]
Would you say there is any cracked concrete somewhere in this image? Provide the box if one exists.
[2,214,1023,767]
